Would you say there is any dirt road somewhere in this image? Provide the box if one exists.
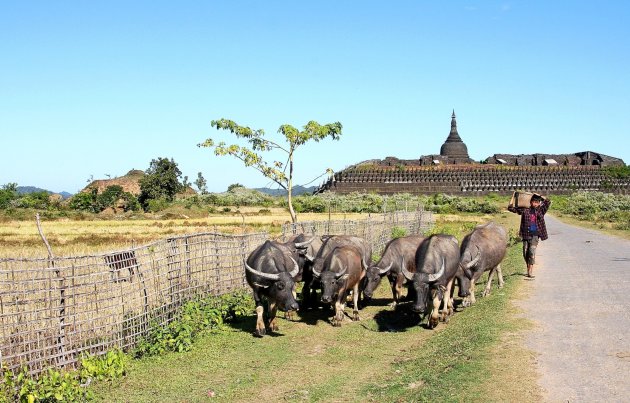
[519,215,630,402]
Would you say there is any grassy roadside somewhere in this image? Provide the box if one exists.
[90,214,542,402]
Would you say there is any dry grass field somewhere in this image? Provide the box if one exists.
[0,208,369,259]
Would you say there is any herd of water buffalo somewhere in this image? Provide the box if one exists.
[244,222,508,337]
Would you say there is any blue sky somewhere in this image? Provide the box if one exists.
[1,1,629,194]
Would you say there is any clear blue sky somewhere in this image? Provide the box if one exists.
[2,1,629,194]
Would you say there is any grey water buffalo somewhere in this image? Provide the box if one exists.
[314,245,366,326]
[402,234,460,328]
[245,240,300,337]
[363,235,425,306]
[458,221,508,306]
[305,235,372,308]
[291,234,325,308]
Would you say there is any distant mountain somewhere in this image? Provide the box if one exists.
[16,186,73,199]
[254,185,316,196]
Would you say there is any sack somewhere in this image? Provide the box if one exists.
[509,191,534,209]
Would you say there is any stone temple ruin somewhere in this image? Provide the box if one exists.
[316,111,628,195]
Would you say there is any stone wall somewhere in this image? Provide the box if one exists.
[316,166,630,195]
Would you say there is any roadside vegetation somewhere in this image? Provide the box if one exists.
[2,189,628,401]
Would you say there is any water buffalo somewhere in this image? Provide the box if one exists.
[305,235,372,308]
[292,234,325,309]
[402,234,460,328]
[458,221,508,307]
[363,235,425,306]
[245,240,300,337]
[314,245,366,326]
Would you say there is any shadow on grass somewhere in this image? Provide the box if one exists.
[223,315,293,338]
[368,305,422,332]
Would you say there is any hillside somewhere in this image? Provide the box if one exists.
[82,169,196,197]
[17,186,72,199]
[82,170,145,195]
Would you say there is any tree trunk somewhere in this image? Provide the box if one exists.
[288,152,297,223]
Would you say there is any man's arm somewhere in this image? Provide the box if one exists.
[539,198,551,215]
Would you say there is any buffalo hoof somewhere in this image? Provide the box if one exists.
[428,317,439,329]
[254,327,266,337]
[352,310,360,321]
[481,289,491,297]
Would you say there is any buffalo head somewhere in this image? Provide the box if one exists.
[402,258,444,314]
[245,258,300,312]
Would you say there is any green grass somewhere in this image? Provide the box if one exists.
[90,218,534,402]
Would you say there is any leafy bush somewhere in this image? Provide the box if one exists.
[423,194,500,214]
[80,349,128,383]
[133,290,253,358]
[553,191,630,228]
[0,183,18,209]
[202,188,275,207]
[146,198,170,213]
[602,165,630,179]
[391,226,408,239]
[0,350,128,402]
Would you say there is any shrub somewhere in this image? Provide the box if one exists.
[146,198,169,213]
[133,290,253,358]
[0,350,127,402]
[391,226,408,239]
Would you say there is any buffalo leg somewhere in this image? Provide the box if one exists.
[253,291,266,337]
[482,268,495,297]
[352,282,360,321]
[333,300,345,326]
[428,290,440,329]
[496,263,504,288]
[441,280,455,322]
[467,281,477,305]
[268,301,279,332]
[254,306,266,336]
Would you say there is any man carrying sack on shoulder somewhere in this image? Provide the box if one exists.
[508,192,552,279]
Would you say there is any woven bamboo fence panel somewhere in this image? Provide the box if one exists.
[0,210,433,376]
[281,209,434,256]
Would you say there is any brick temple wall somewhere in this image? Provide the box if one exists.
[316,166,630,195]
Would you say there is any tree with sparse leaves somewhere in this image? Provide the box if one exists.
[194,172,208,194]
[199,119,342,223]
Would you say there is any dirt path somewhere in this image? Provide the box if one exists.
[519,215,630,402]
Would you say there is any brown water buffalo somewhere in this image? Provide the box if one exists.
[402,234,460,328]
[245,240,300,337]
[363,235,425,306]
[314,245,366,326]
[458,221,508,307]
[304,235,372,308]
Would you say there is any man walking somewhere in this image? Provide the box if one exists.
[508,194,552,279]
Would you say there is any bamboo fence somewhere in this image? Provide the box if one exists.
[0,210,433,376]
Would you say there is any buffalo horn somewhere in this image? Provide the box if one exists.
[244,259,280,281]
[294,237,315,248]
[304,253,315,262]
[378,261,393,275]
[464,246,481,270]
[288,257,300,278]
[401,261,414,281]
[428,258,445,283]
[335,266,348,279]
[312,264,322,278]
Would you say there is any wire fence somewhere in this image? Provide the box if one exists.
[0,210,433,376]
